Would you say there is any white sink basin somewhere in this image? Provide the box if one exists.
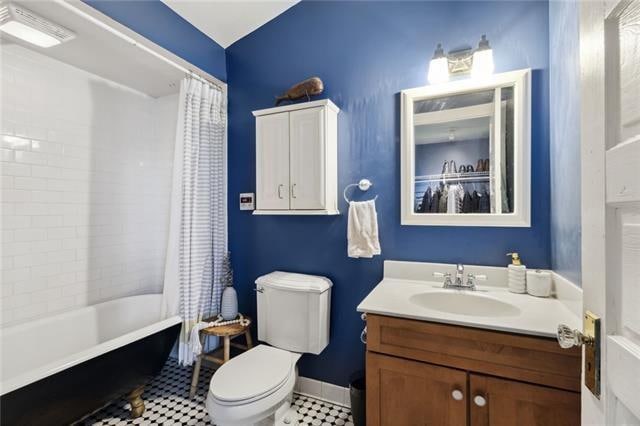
[409,291,522,317]
[358,261,583,337]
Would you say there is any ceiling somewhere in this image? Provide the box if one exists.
[415,117,490,145]
[162,1,299,48]
[1,1,189,98]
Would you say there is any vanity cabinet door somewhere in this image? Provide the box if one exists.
[367,352,467,426]
[469,374,580,426]
[256,112,290,210]
[289,107,326,210]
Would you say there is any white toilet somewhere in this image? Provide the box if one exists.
[206,271,332,426]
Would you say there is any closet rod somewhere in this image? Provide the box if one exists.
[415,175,490,184]
[415,171,489,181]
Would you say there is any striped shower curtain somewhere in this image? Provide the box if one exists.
[162,76,227,366]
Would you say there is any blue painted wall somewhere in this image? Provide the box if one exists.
[85,0,227,81]
[549,0,581,286]
[227,1,551,386]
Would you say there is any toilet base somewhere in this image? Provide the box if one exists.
[211,392,299,426]
[254,398,299,426]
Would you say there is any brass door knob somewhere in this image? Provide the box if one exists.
[557,324,594,348]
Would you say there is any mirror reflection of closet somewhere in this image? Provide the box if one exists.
[401,69,530,227]
[413,87,514,215]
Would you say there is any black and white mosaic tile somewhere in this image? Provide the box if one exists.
[80,359,352,426]
[293,394,353,426]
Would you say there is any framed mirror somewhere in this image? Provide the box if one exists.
[401,69,531,227]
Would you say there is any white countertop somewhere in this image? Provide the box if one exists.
[357,261,583,339]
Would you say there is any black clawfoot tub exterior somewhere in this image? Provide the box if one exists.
[0,294,181,425]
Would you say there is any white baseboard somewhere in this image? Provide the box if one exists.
[295,376,351,408]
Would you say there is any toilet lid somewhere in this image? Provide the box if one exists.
[210,345,295,403]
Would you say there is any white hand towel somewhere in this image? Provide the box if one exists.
[348,199,381,258]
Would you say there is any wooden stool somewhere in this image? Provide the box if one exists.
[189,316,253,398]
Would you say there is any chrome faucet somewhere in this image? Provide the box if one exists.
[433,264,484,291]
[454,263,465,287]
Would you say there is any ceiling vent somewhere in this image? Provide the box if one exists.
[0,3,75,48]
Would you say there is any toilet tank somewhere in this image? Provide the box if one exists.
[255,271,332,355]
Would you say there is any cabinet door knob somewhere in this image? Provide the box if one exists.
[291,183,297,198]
[451,389,464,401]
[473,395,487,407]
[278,184,284,199]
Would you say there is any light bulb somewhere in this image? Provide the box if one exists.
[428,43,449,85]
[471,48,494,78]
[428,56,449,84]
[471,35,494,79]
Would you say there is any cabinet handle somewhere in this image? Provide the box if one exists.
[451,389,464,401]
[291,183,297,198]
[473,395,487,407]
[278,184,284,199]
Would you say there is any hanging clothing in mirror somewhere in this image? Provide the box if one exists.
[429,188,440,213]
[461,190,473,213]
[438,185,448,213]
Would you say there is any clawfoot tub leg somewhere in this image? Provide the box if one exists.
[127,385,145,418]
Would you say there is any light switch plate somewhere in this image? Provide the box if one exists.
[239,193,254,210]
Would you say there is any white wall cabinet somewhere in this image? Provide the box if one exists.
[255,112,290,210]
[253,99,339,215]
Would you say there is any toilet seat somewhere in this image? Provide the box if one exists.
[207,345,302,426]
[207,365,298,426]
[210,345,299,405]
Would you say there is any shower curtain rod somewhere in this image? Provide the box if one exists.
[54,0,226,91]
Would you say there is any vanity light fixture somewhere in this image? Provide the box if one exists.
[0,3,75,48]
[427,35,494,84]
[471,35,494,78]
[427,43,449,85]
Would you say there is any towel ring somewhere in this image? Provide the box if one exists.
[343,179,378,203]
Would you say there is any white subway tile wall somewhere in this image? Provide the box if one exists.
[1,44,178,326]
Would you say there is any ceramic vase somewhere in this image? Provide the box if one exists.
[220,286,238,320]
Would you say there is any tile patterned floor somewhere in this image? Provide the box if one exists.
[80,359,353,426]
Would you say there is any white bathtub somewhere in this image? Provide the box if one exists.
[0,294,181,424]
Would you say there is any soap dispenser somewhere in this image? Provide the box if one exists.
[507,252,526,293]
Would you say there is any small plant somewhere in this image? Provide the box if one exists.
[220,252,238,320]
[221,252,233,288]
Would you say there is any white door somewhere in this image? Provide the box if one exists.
[580,1,640,424]
[289,107,326,210]
[256,112,290,210]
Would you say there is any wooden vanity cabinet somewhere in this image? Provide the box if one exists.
[366,314,581,426]
[469,374,580,426]
[367,353,467,426]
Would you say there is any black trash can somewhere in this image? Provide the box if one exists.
[349,371,366,426]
